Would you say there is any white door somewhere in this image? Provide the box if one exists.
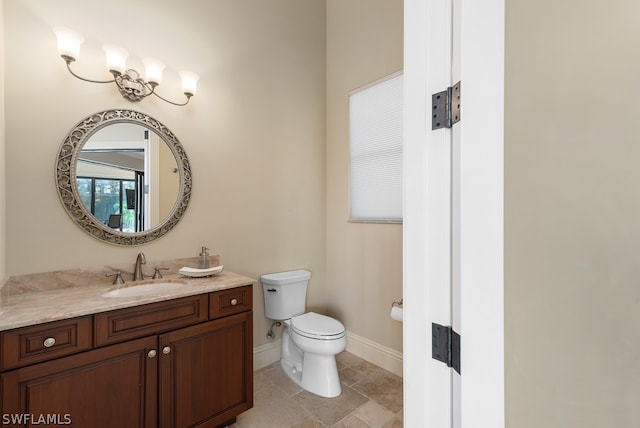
[403,0,505,426]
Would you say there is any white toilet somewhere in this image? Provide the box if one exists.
[261,269,346,398]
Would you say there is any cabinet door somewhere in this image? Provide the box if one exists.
[1,336,158,428]
[159,311,253,428]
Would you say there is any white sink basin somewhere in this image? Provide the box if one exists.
[102,282,186,298]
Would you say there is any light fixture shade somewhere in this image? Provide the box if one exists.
[54,27,84,61]
[143,58,165,86]
[103,44,129,75]
[179,71,199,96]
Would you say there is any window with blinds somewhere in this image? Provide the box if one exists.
[349,72,403,223]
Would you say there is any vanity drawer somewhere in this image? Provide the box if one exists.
[210,285,253,319]
[1,316,92,371]
[94,294,208,346]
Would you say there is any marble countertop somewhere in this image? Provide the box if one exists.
[0,258,256,332]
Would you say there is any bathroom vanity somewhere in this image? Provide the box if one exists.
[0,107,258,427]
[0,263,254,428]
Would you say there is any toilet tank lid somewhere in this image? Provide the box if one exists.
[260,269,311,285]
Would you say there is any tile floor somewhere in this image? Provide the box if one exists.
[232,352,403,428]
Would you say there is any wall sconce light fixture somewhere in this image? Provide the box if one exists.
[54,27,199,106]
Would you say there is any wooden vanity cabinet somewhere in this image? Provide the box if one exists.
[159,311,253,427]
[1,336,158,428]
[0,285,253,428]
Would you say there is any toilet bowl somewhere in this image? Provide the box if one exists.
[282,312,346,398]
[261,270,346,398]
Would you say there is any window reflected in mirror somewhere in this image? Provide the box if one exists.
[76,122,179,233]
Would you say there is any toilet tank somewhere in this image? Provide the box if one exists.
[261,270,311,320]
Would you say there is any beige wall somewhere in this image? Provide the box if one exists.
[7,1,638,423]
[0,0,5,283]
[3,0,403,371]
[505,0,640,426]
[326,0,403,353]
[3,0,326,350]
[14,1,638,424]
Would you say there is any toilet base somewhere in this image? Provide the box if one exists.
[280,328,343,398]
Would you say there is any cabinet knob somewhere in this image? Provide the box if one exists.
[148,350,157,358]
[230,298,238,306]
[43,337,56,348]
[162,346,171,355]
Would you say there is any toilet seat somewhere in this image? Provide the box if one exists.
[290,312,345,340]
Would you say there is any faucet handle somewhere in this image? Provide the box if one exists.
[152,267,170,279]
[105,271,125,284]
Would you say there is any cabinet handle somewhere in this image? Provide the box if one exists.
[162,346,171,355]
[230,298,238,306]
[148,350,157,358]
[43,337,56,348]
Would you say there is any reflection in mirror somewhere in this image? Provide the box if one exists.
[56,110,191,246]
[76,123,179,232]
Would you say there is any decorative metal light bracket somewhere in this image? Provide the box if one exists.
[115,69,154,102]
[62,56,193,106]
[54,27,198,106]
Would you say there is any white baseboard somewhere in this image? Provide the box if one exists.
[253,340,281,371]
[346,332,403,377]
[252,331,403,377]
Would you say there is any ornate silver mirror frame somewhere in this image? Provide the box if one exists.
[55,109,192,245]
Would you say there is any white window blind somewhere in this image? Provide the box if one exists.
[349,72,403,222]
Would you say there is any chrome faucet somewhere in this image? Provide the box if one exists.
[133,252,146,281]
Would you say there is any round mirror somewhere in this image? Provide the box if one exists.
[56,109,192,245]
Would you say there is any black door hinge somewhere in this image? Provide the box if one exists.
[431,81,461,130]
[432,323,461,374]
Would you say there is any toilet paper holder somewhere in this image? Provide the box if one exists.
[391,298,403,308]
